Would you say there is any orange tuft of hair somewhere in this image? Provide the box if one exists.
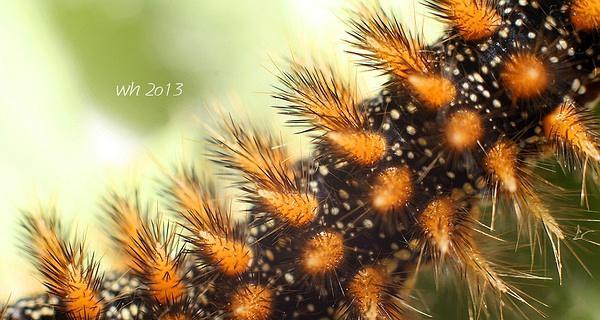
[60,257,104,320]
[129,221,187,305]
[22,212,104,320]
[445,109,483,151]
[276,63,363,132]
[327,131,387,166]
[104,191,188,305]
[301,231,345,275]
[501,53,549,100]
[348,266,389,319]
[229,284,274,320]
[180,200,254,277]
[416,199,521,306]
[418,198,457,255]
[485,139,566,278]
[426,0,501,40]
[210,120,320,227]
[145,255,186,305]
[485,140,519,193]
[198,232,254,277]
[370,166,413,214]
[257,190,318,227]
[543,100,600,162]
[571,0,600,31]
[407,74,456,110]
[348,4,428,79]
[275,63,388,166]
[347,5,457,109]
[211,120,295,188]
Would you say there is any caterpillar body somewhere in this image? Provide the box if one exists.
[3,0,600,319]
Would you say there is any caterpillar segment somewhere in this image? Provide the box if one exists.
[4,0,600,319]
[179,199,253,279]
[274,63,388,166]
[20,211,105,320]
[414,197,539,314]
[121,219,187,310]
[208,119,319,228]
[347,5,456,110]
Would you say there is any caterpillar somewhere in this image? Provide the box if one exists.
[2,0,600,319]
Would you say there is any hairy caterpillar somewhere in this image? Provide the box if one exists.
[2,0,600,319]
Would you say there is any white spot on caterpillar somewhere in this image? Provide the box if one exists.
[285,273,294,284]
[572,78,581,92]
[319,165,329,176]
[339,189,349,199]
[331,207,339,216]
[558,40,567,50]
[474,73,484,83]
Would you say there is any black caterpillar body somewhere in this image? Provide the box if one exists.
[3,0,600,319]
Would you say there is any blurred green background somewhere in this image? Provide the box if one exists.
[0,1,599,318]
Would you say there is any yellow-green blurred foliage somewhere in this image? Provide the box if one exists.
[0,1,599,318]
